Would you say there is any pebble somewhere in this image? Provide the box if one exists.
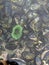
[0,29,2,36]
[37,0,47,5]
[30,19,39,31]
[5,43,17,50]
[30,4,40,10]
[28,33,37,41]
[26,40,33,48]
[36,56,41,65]
[22,51,35,60]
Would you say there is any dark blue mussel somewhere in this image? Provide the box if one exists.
[6,58,26,65]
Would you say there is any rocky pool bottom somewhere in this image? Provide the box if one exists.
[0,0,49,65]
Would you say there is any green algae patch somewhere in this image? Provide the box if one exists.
[11,25,23,40]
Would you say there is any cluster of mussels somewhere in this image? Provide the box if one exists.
[0,0,49,65]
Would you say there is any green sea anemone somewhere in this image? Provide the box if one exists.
[11,25,23,40]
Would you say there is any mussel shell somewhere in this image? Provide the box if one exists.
[7,58,26,65]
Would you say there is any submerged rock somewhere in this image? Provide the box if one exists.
[36,56,41,65]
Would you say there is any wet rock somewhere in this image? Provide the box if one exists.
[36,56,41,65]
[23,30,29,34]
[42,15,49,23]
[22,51,35,61]
[27,11,33,19]
[11,0,25,7]
[8,58,26,65]
[30,4,40,10]
[0,45,5,51]
[0,29,2,36]
[37,0,47,5]
[23,0,31,12]
[5,43,17,50]
[28,33,37,41]
[44,32,49,40]
[0,0,49,65]
[26,40,33,48]
[0,39,3,45]
[30,17,40,32]
[27,60,34,65]
[12,6,24,17]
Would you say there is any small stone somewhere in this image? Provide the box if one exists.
[23,30,29,34]
[30,4,40,10]
[5,43,17,50]
[26,40,33,48]
[37,0,47,5]
[36,56,41,65]
[28,60,34,65]
[28,33,37,41]
[0,29,2,36]
[9,58,26,65]
[33,12,38,17]
[27,12,33,19]
[42,60,48,65]
[34,17,39,23]
[14,17,19,24]
[22,51,35,60]
[38,40,42,44]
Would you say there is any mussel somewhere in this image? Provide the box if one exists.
[0,58,26,65]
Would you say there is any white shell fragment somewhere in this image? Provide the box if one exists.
[11,58,26,65]
[30,4,40,10]
[34,17,39,23]
[43,60,48,65]
[41,50,49,59]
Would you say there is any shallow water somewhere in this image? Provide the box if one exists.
[0,0,49,65]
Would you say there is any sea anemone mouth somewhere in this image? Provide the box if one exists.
[11,25,23,40]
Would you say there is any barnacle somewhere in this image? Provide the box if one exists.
[11,25,23,40]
